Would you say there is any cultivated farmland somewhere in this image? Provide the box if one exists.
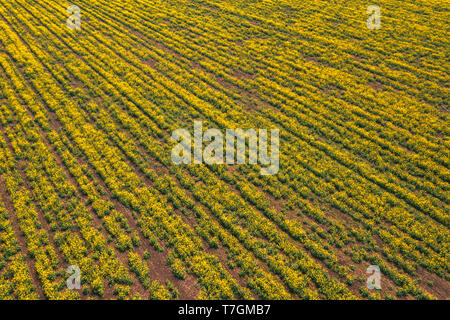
[0,0,448,300]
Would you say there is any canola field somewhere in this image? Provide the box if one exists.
[0,0,448,300]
